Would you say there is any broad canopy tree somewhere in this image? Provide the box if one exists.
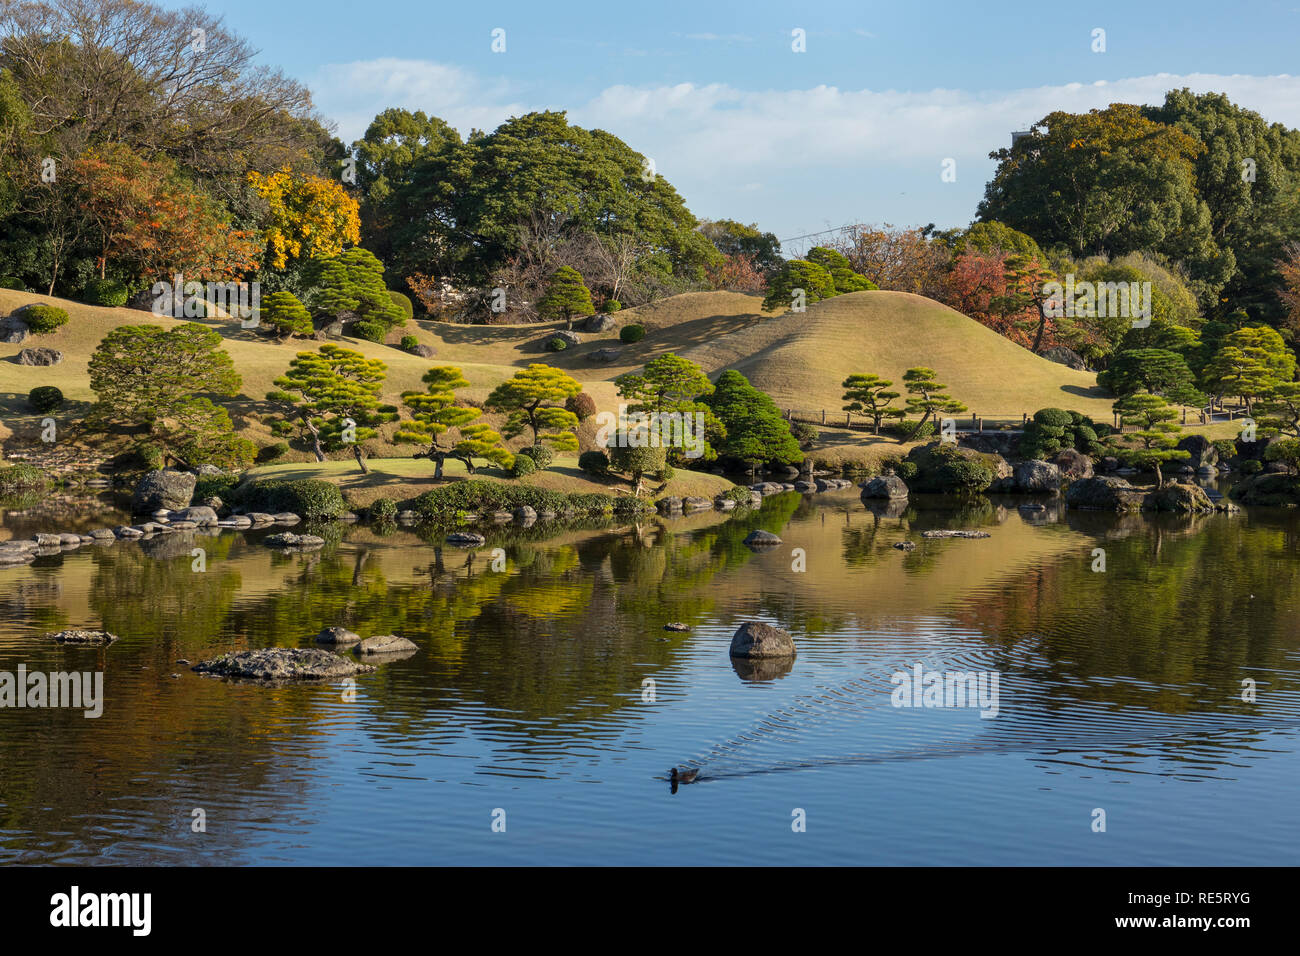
[396,366,513,477]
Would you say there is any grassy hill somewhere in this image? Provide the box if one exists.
[1,285,1135,471]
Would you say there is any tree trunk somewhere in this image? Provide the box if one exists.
[352,444,369,474]
[1154,462,1164,486]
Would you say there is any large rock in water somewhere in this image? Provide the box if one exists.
[131,469,196,513]
[1065,476,1146,512]
[1013,459,1061,493]
[1176,434,1218,470]
[743,529,782,548]
[193,648,375,681]
[860,474,909,499]
[17,346,62,366]
[355,635,418,655]
[729,622,797,659]
[1147,482,1215,514]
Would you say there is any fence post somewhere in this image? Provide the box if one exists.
[846,412,850,427]
[821,409,826,425]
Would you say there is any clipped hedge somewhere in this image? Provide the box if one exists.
[578,449,609,475]
[194,473,241,502]
[0,277,25,290]
[511,454,537,478]
[351,320,388,343]
[233,478,345,519]
[519,444,554,469]
[410,480,616,522]
[20,304,68,334]
[388,290,414,320]
[619,324,646,344]
[81,278,129,307]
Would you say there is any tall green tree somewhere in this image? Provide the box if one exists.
[485,364,583,451]
[88,323,241,426]
[305,247,405,337]
[615,353,720,463]
[1204,325,1294,413]
[395,366,513,477]
[266,344,398,472]
[537,266,595,329]
[702,370,802,469]
[1098,349,1204,406]
[762,259,836,312]
[806,246,876,293]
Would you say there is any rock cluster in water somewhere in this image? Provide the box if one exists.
[193,648,376,682]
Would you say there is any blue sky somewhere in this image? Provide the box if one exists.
[163,0,1300,247]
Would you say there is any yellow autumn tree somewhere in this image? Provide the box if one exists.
[248,167,361,269]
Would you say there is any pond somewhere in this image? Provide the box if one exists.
[1,489,1298,864]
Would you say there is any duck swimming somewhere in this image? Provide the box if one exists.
[669,767,699,785]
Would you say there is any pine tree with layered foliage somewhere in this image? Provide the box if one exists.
[1110,391,1190,485]
[841,374,904,434]
[702,370,802,469]
[902,367,967,439]
[266,344,398,472]
[485,364,583,451]
[537,266,595,330]
[396,366,513,477]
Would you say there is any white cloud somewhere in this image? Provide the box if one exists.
[310,61,1300,234]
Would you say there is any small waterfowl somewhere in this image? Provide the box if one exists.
[669,767,698,785]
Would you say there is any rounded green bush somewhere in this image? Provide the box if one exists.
[400,334,419,351]
[606,300,622,312]
[511,454,537,478]
[579,449,610,475]
[1033,407,1074,428]
[619,324,646,344]
[255,441,289,463]
[28,385,64,413]
[370,498,398,521]
[20,304,69,334]
[546,336,569,352]
[351,320,388,343]
[388,290,414,320]
[1241,459,1263,475]
[0,277,25,290]
[657,464,675,481]
[194,474,241,502]
[80,278,129,307]
[520,444,554,469]
[235,478,345,519]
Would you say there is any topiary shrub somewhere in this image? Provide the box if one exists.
[566,392,597,420]
[234,478,345,519]
[80,278,129,307]
[1020,407,1104,459]
[546,336,569,352]
[400,334,419,351]
[20,304,68,334]
[579,449,610,475]
[0,462,49,491]
[388,291,414,320]
[606,300,622,312]
[519,444,554,469]
[1241,459,1263,474]
[657,464,675,481]
[351,320,388,343]
[619,324,646,344]
[255,441,289,463]
[0,277,25,290]
[511,454,537,478]
[369,498,398,521]
[28,385,64,413]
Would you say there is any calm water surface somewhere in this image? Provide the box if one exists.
[1,490,1298,865]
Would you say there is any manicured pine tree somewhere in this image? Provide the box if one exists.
[266,344,398,473]
[614,353,720,462]
[537,266,595,330]
[1110,391,1189,485]
[395,366,513,477]
[902,367,967,440]
[260,290,313,339]
[841,374,904,434]
[806,246,876,293]
[703,370,803,471]
[761,259,836,312]
[485,364,583,451]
